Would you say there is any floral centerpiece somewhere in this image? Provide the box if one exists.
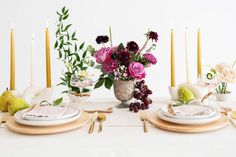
[206,61,236,101]
[54,7,96,102]
[93,28,158,108]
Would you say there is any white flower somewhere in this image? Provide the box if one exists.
[79,70,88,77]
[221,69,236,83]
[215,63,232,73]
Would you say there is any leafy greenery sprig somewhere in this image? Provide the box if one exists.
[55,6,95,94]
[40,97,63,106]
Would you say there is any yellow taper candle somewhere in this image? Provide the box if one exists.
[46,25,52,88]
[171,29,176,87]
[185,28,190,83]
[197,28,202,78]
[10,25,15,90]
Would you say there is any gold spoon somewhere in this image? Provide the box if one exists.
[97,113,106,133]
[140,111,148,133]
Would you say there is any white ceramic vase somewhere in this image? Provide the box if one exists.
[215,91,231,101]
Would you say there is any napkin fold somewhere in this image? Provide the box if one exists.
[173,105,213,117]
[22,105,68,121]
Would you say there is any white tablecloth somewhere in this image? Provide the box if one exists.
[0,98,236,157]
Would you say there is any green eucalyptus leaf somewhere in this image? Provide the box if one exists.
[54,41,58,49]
[72,31,76,38]
[64,9,69,15]
[58,50,62,58]
[82,51,87,58]
[74,44,77,51]
[63,14,69,20]
[57,82,67,86]
[60,77,67,83]
[56,11,61,16]
[79,42,85,50]
[62,6,66,13]
[53,97,63,106]
[64,24,72,31]
[105,77,113,89]
[94,78,105,89]
[75,53,80,62]
[59,16,62,22]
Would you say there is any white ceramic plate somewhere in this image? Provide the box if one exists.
[22,105,79,121]
[161,104,216,120]
[14,108,81,127]
[157,109,221,125]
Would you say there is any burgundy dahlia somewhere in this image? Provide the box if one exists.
[103,59,118,73]
[126,41,139,53]
[143,53,157,64]
[148,31,158,42]
[117,50,131,64]
[96,35,109,44]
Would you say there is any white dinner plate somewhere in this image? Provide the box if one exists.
[157,109,221,125]
[161,104,216,120]
[22,105,79,121]
[14,107,81,127]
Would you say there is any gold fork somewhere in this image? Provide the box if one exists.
[88,112,98,134]
[140,111,148,133]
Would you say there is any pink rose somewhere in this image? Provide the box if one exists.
[94,47,112,64]
[128,62,146,79]
[103,59,118,73]
[143,53,157,64]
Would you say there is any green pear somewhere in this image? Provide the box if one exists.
[8,97,30,115]
[0,89,15,112]
[0,96,3,110]
[178,86,196,104]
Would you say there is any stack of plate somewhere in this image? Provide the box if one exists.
[14,104,81,127]
[157,104,221,125]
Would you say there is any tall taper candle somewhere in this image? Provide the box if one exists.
[185,28,190,83]
[30,33,34,86]
[171,29,176,87]
[197,28,202,78]
[10,24,15,90]
[46,24,52,87]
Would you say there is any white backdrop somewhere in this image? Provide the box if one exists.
[0,0,236,99]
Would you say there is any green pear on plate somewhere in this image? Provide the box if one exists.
[178,86,196,104]
[8,97,30,115]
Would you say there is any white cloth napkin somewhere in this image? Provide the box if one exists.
[173,105,213,117]
[22,105,68,121]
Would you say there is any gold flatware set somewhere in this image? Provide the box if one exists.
[88,112,107,134]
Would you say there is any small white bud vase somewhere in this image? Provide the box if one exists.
[215,91,231,101]
[113,80,135,108]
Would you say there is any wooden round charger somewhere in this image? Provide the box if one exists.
[149,112,229,133]
[6,111,89,135]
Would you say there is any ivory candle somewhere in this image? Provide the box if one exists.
[45,23,52,88]
[171,29,176,87]
[30,33,34,86]
[10,24,15,90]
[185,28,190,83]
[197,28,202,78]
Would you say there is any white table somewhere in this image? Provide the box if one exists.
[0,98,236,157]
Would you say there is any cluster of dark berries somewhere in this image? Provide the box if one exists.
[96,35,109,44]
[129,80,153,113]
